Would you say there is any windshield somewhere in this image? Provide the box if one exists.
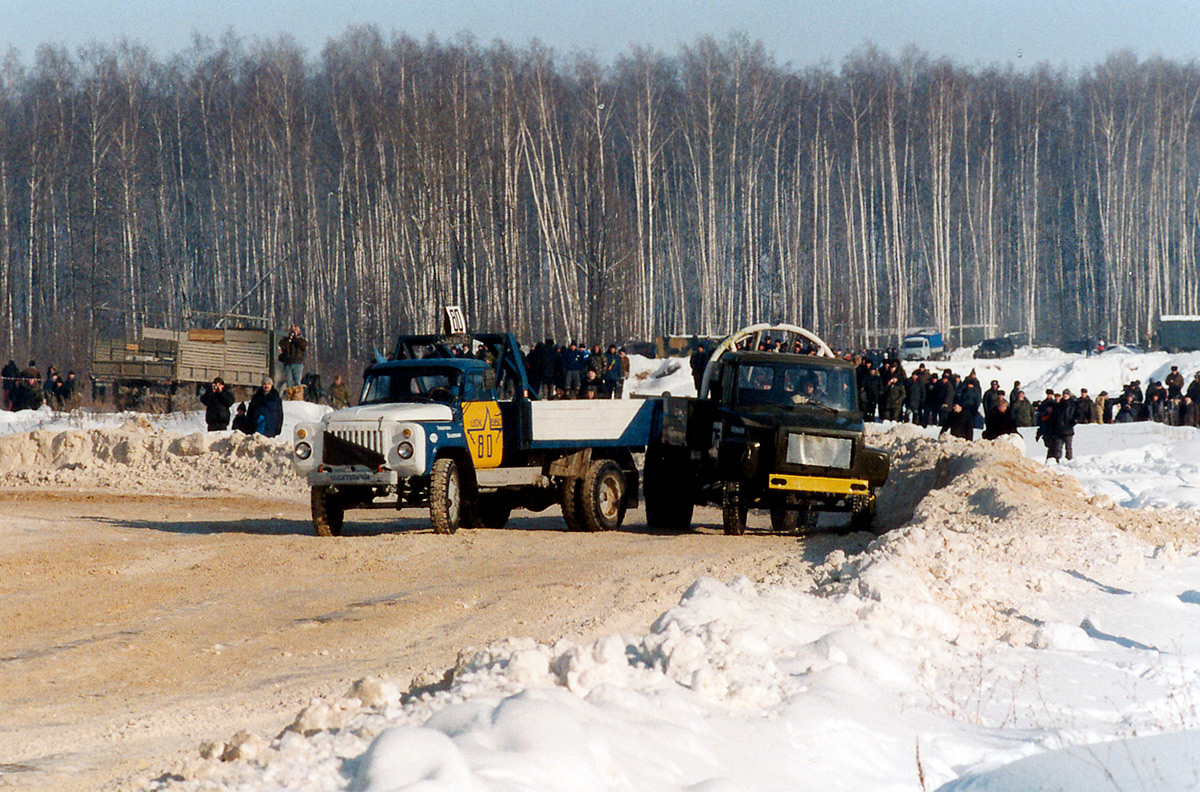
[734,362,857,412]
[360,368,461,405]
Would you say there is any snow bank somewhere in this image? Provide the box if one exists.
[147,427,1200,792]
[0,402,327,496]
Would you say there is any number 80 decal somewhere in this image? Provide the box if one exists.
[462,401,504,469]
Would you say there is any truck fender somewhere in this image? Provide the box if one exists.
[859,446,890,488]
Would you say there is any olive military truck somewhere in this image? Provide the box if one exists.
[292,329,654,536]
[643,323,890,535]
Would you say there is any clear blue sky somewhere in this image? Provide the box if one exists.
[3,0,1199,71]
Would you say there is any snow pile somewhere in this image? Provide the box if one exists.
[0,417,318,497]
[149,427,1200,792]
[1059,422,1200,511]
[0,400,330,440]
[937,345,1200,397]
[0,401,328,496]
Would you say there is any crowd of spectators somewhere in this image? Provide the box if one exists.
[523,339,630,400]
[1,359,80,411]
[851,353,1200,463]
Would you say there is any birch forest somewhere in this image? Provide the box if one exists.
[2,30,1200,372]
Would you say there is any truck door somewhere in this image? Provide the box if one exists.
[462,371,505,468]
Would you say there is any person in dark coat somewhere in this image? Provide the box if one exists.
[882,374,906,421]
[939,403,974,440]
[1166,366,1186,399]
[982,398,1019,441]
[200,377,235,431]
[1011,390,1035,427]
[580,369,601,399]
[906,372,925,425]
[586,344,607,384]
[956,372,983,426]
[536,339,562,399]
[859,364,881,421]
[248,378,284,437]
[690,341,712,393]
[938,371,957,426]
[562,342,586,397]
[982,380,1004,416]
[1074,388,1095,425]
[232,402,255,434]
[1048,389,1078,462]
[12,372,44,411]
[602,344,623,398]
[1,359,19,409]
[1114,394,1138,423]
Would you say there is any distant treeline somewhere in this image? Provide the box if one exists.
[1,30,1198,371]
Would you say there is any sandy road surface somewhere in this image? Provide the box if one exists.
[0,489,850,792]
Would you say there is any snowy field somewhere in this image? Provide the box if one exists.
[4,346,1200,791]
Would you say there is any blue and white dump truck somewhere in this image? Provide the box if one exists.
[293,319,889,536]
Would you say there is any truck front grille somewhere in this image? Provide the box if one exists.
[328,427,385,455]
[323,428,387,467]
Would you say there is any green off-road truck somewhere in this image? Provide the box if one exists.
[643,323,890,534]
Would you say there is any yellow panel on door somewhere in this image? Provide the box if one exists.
[462,401,504,469]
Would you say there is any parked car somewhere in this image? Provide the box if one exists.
[1060,338,1095,355]
[974,337,1016,359]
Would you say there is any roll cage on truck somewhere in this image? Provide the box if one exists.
[292,316,889,536]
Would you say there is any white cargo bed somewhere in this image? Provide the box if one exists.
[528,399,656,448]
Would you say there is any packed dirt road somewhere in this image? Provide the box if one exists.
[0,488,852,792]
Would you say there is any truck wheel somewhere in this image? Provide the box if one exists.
[770,505,818,532]
[722,482,747,536]
[467,495,512,530]
[769,507,798,532]
[311,486,344,537]
[644,449,695,533]
[560,477,584,531]
[848,496,877,533]
[430,457,465,534]
[581,459,627,532]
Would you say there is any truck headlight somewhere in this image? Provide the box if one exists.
[295,442,312,460]
[397,441,414,460]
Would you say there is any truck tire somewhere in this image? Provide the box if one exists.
[560,477,584,531]
[769,507,798,532]
[467,495,512,530]
[580,459,627,532]
[722,481,747,536]
[770,505,818,533]
[644,449,694,533]
[848,495,877,533]
[430,457,465,534]
[311,486,344,537]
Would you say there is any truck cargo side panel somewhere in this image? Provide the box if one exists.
[528,400,655,449]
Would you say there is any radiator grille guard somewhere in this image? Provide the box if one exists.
[323,429,387,468]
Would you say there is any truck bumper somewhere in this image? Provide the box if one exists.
[767,474,870,496]
[308,468,399,487]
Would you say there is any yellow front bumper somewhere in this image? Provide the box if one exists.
[767,474,870,496]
